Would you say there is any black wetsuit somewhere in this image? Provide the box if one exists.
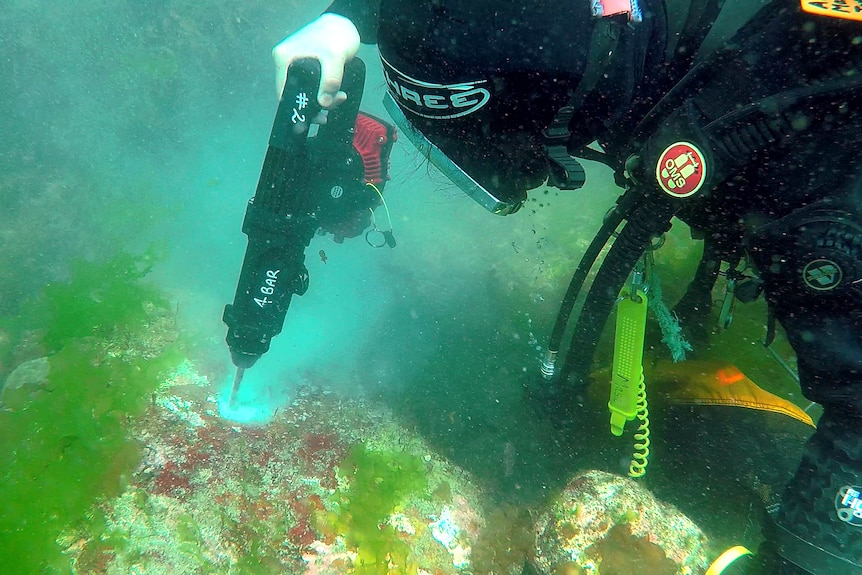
[324,1,862,573]
[329,0,670,202]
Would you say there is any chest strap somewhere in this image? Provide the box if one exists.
[543,15,626,189]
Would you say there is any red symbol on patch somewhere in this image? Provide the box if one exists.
[655,142,707,198]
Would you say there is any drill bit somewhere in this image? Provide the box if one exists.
[228,367,245,407]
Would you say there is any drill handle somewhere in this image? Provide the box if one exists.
[223,58,366,369]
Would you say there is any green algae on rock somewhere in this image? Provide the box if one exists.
[0,253,180,575]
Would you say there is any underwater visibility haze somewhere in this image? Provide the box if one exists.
[0,0,818,573]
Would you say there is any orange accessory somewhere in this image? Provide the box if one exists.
[716,366,745,386]
[800,1,862,22]
[646,360,816,427]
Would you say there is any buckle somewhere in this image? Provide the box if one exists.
[542,106,575,142]
[546,145,587,190]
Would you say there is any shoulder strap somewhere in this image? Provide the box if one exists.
[666,0,725,70]
[543,16,626,189]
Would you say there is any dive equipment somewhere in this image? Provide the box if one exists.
[353,113,396,186]
[717,270,738,330]
[365,182,397,248]
[542,14,626,190]
[609,284,652,478]
[223,57,395,402]
[801,0,862,22]
[770,410,862,574]
[540,201,630,381]
[556,183,680,382]
[705,545,753,575]
[673,238,727,339]
[225,58,344,372]
[627,373,650,478]
[590,0,643,21]
[543,22,862,388]
[531,4,862,573]
[542,0,726,191]
[750,202,862,304]
[609,288,647,438]
[648,265,693,362]
[382,93,524,216]
[229,367,245,407]
[666,0,726,73]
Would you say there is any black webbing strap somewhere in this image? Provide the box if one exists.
[543,16,625,189]
[667,0,725,70]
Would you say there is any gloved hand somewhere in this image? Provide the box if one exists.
[272,14,361,109]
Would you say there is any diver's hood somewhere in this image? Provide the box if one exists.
[376,1,594,213]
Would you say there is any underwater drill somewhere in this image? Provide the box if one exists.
[223,57,395,405]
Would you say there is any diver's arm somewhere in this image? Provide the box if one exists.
[325,0,381,44]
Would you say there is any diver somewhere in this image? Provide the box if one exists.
[270,1,862,573]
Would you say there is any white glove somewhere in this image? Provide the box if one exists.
[272,13,361,108]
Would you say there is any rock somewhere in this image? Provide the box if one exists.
[534,469,710,575]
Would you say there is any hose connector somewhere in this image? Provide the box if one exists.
[541,349,558,380]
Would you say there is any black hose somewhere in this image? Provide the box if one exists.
[558,199,677,381]
[547,185,645,353]
[547,209,623,352]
